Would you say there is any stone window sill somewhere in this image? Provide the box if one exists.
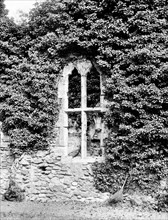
[61,156,105,164]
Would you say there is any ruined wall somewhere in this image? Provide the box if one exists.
[0,126,13,200]
[0,130,109,202]
[1,125,167,205]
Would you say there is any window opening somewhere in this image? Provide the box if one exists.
[63,61,105,160]
[87,112,103,157]
[68,112,81,158]
[87,67,100,108]
[68,68,81,108]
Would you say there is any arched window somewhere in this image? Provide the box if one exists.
[58,59,106,161]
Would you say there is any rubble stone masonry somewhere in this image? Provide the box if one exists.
[0,128,109,202]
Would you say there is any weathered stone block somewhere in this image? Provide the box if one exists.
[20,158,29,166]
[47,173,54,179]
[21,170,29,176]
[63,172,72,176]
[33,158,43,164]
[63,176,72,185]
[72,181,78,186]
[56,156,62,161]
[44,171,50,175]
[46,166,53,170]
[70,186,76,190]
[52,185,64,193]
[36,151,48,157]
[51,177,62,186]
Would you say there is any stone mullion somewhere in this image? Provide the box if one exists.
[81,74,87,159]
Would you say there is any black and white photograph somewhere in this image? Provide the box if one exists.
[0,0,168,219]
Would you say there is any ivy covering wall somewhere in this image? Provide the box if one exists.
[0,0,167,209]
[0,1,61,154]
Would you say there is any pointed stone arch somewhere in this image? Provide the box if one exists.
[58,59,106,161]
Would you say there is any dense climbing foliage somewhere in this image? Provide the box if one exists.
[0,0,167,208]
[0,2,61,154]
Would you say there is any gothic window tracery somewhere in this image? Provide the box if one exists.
[60,60,106,160]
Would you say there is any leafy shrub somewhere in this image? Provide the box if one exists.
[4,179,25,202]
[156,192,168,212]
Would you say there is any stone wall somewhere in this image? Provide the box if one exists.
[1,129,167,206]
[0,129,109,202]
[0,130,13,200]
